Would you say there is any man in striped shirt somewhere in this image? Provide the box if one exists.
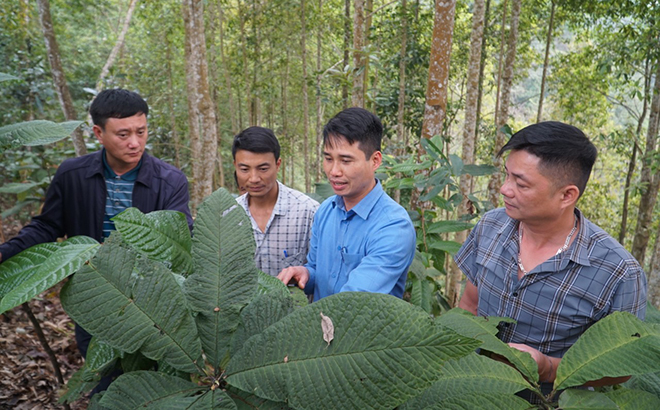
[0,88,193,392]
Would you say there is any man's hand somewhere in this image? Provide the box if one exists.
[508,343,557,383]
[277,266,310,290]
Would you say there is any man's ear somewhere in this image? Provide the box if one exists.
[92,125,104,144]
[371,151,383,170]
[561,184,580,207]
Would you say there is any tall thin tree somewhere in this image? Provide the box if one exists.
[301,0,311,192]
[487,0,521,207]
[536,0,555,123]
[448,0,486,307]
[352,0,366,107]
[182,0,219,212]
[36,0,86,157]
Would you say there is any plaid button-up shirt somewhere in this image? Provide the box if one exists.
[237,181,319,276]
[455,208,647,358]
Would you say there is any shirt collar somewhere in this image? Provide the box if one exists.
[272,181,288,216]
[332,179,384,220]
[102,148,142,181]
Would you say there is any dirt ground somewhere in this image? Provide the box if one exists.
[1,214,89,409]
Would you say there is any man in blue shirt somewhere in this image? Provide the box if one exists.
[277,108,416,301]
[457,121,646,400]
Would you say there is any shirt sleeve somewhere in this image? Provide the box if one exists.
[609,262,647,320]
[339,216,415,294]
[454,224,479,286]
[0,169,66,262]
[163,171,194,232]
[303,212,319,295]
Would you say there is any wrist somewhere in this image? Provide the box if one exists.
[543,354,555,382]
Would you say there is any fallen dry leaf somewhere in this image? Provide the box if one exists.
[320,312,334,346]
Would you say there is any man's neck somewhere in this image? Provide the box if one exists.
[519,209,577,249]
[248,182,279,211]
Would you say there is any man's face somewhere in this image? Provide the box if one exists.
[93,113,147,174]
[233,150,281,199]
[500,149,564,222]
[323,135,381,210]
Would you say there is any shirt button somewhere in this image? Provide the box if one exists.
[512,292,518,297]
[115,201,120,206]
[337,246,341,251]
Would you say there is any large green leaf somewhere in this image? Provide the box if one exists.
[61,239,203,373]
[427,240,462,255]
[60,338,121,403]
[230,293,295,357]
[557,388,618,409]
[426,220,475,235]
[227,386,293,410]
[99,371,213,410]
[112,208,193,276]
[0,120,83,149]
[462,164,497,177]
[604,387,660,410]
[409,275,433,313]
[399,353,531,410]
[185,188,259,369]
[406,392,530,410]
[623,370,660,397]
[0,237,99,314]
[226,292,481,410]
[0,181,40,194]
[0,72,20,82]
[436,309,539,383]
[555,311,660,390]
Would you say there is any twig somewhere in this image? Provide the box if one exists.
[21,302,72,410]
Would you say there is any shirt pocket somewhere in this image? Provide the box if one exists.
[282,251,305,268]
[341,252,362,273]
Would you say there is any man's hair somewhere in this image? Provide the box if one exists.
[498,121,597,197]
[89,89,149,128]
[323,107,382,158]
[232,126,281,161]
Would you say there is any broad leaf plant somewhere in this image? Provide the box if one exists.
[1,188,660,409]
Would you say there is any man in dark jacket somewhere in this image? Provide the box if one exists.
[0,88,192,388]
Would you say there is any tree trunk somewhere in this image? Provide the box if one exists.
[648,222,660,307]
[396,0,408,147]
[487,0,521,208]
[36,0,87,157]
[301,0,311,193]
[343,0,351,109]
[448,0,486,308]
[619,57,652,244]
[239,3,250,128]
[165,37,181,169]
[218,4,238,134]
[474,0,491,154]
[96,0,138,91]
[315,0,325,182]
[493,0,509,128]
[420,0,456,140]
[182,0,219,213]
[536,0,555,123]
[631,60,660,266]
[352,0,365,108]
[363,0,373,110]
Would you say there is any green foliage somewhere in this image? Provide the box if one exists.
[2,189,660,408]
[0,120,83,151]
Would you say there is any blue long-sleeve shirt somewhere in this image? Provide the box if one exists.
[304,180,416,301]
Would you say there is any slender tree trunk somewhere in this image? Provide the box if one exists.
[96,0,138,91]
[301,0,311,192]
[363,0,373,110]
[448,0,486,308]
[218,4,238,134]
[352,0,365,107]
[36,0,86,157]
[487,0,521,208]
[474,0,491,152]
[420,0,456,140]
[281,49,290,185]
[536,0,555,123]
[315,0,325,182]
[493,0,509,128]
[182,0,219,213]
[206,1,225,188]
[396,0,408,147]
[251,0,262,125]
[619,57,651,244]
[165,37,181,169]
[239,3,250,127]
[631,60,660,265]
[343,0,351,108]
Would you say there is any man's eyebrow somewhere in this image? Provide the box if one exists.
[504,165,530,182]
[323,151,356,160]
[238,161,271,168]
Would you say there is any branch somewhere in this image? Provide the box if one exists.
[96,0,139,91]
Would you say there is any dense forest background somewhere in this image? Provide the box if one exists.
[1,0,660,306]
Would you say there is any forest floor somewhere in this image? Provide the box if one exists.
[1,212,89,409]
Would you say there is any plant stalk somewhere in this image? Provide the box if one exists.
[21,302,72,410]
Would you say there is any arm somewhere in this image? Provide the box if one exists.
[458,280,479,315]
[163,171,193,231]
